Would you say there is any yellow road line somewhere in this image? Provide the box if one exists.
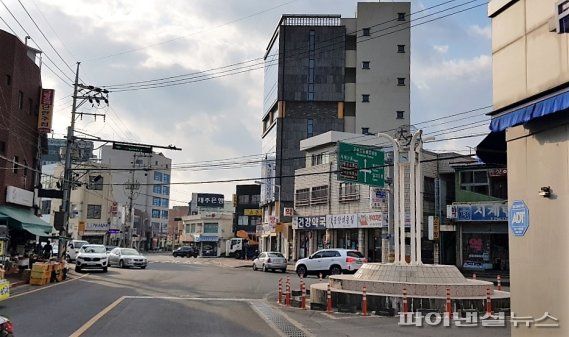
[69,296,126,337]
[9,273,89,299]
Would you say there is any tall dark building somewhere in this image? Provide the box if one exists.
[260,3,411,252]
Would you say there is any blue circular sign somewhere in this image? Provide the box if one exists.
[509,200,529,237]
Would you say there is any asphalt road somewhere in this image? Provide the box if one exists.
[0,254,513,337]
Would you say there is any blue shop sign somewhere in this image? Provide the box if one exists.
[456,203,508,221]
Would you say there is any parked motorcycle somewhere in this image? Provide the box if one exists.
[0,315,13,337]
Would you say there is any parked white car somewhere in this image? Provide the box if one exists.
[108,248,147,269]
[295,249,366,277]
[75,244,108,273]
[66,240,89,262]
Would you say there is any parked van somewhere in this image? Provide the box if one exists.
[66,240,89,262]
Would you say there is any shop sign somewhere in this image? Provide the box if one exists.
[509,200,529,237]
[0,280,9,301]
[358,212,385,228]
[244,209,262,216]
[452,203,508,221]
[293,216,326,230]
[327,213,358,229]
[37,88,55,133]
[6,186,33,207]
[370,187,387,209]
[488,168,507,177]
[283,207,294,217]
[196,193,225,208]
[85,223,111,232]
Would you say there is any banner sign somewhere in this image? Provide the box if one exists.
[327,213,358,229]
[196,193,225,208]
[293,216,326,230]
[38,89,55,133]
[85,223,111,232]
[358,212,385,228]
[244,209,262,216]
[453,203,508,221]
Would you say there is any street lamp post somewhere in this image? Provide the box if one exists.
[275,185,281,253]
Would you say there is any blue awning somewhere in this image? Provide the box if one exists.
[197,235,218,242]
[490,89,569,132]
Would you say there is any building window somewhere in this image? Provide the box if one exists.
[396,111,405,119]
[397,78,406,86]
[251,194,261,205]
[311,185,328,205]
[204,223,218,234]
[339,183,359,202]
[398,12,406,21]
[41,200,51,215]
[460,170,490,195]
[307,118,314,138]
[0,142,5,155]
[18,91,23,110]
[87,175,103,190]
[397,44,406,53]
[152,209,161,219]
[362,28,370,36]
[362,127,370,135]
[308,30,316,101]
[295,188,310,207]
[362,94,370,103]
[28,98,33,115]
[23,160,28,176]
[161,210,169,219]
[152,197,161,206]
[5,75,11,86]
[162,173,170,183]
[153,185,162,194]
[239,195,250,204]
[362,61,370,69]
[311,153,329,166]
[161,198,169,208]
[154,171,163,181]
[162,186,170,195]
[86,204,102,219]
[12,156,18,174]
[238,216,248,226]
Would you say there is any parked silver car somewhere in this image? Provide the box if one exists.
[252,251,287,273]
[108,248,147,269]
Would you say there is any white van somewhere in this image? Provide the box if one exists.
[66,240,89,262]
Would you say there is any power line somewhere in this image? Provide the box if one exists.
[103,0,486,92]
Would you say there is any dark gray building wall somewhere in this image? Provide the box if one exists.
[276,102,343,204]
[278,26,345,102]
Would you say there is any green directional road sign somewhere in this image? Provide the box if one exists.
[112,142,153,153]
[337,142,385,187]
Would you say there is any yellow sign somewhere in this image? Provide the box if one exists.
[0,241,4,257]
[244,209,262,216]
[78,221,85,236]
[433,217,440,240]
[37,89,55,133]
[275,223,284,233]
[0,280,10,301]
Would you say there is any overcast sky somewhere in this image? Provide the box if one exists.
[1,0,492,206]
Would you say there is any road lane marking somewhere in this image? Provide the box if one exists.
[69,296,126,337]
[9,273,89,299]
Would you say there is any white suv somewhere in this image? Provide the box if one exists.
[295,249,367,277]
[75,244,108,273]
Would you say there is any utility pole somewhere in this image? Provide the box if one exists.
[58,62,109,258]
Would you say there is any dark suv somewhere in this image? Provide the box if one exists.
[173,246,198,258]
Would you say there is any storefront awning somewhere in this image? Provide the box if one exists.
[489,88,569,132]
[0,205,52,237]
[475,131,506,165]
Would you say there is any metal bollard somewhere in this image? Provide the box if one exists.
[278,278,283,304]
[445,288,452,318]
[497,275,502,291]
[319,273,323,281]
[286,277,291,306]
[301,282,307,310]
[362,286,368,316]
[473,273,477,280]
[402,288,408,314]
[326,284,332,313]
[486,288,492,315]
